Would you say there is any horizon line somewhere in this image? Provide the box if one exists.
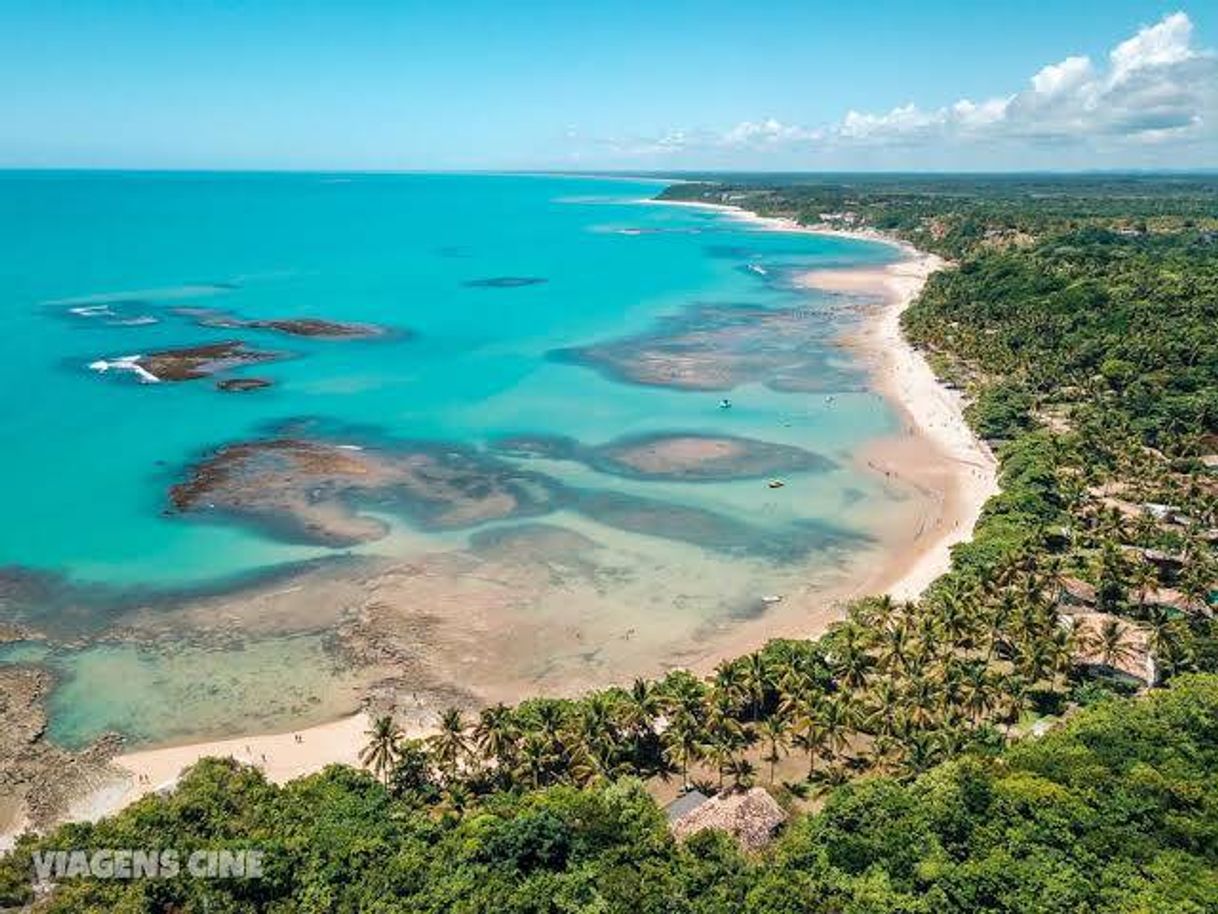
[1,166,1216,178]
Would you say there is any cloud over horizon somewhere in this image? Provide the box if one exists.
[605,12,1216,166]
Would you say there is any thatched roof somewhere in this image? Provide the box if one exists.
[1143,587,1193,613]
[1066,611,1153,684]
[1060,577,1097,606]
[669,787,787,852]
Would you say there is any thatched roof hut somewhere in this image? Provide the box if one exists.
[668,787,787,852]
[1065,611,1154,684]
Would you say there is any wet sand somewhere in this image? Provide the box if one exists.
[3,203,998,841]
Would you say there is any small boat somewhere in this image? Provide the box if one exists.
[768,480,785,489]
[719,398,732,409]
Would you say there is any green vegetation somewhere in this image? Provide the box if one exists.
[6,174,1218,911]
[3,675,1216,912]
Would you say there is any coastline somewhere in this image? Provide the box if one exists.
[2,197,999,846]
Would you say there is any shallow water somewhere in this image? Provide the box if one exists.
[0,172,905,748]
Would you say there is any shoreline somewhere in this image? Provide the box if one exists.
[2,197,998,846]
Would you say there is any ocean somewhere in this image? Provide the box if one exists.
[0,172,907,747]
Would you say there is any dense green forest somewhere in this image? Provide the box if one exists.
[3,676,1215,912]
[4,174,1218,911]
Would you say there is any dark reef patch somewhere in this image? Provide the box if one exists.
[569,489,763,555]
[467,523,599,560]
[174,307,393,340]
[463,277,548,289]
[216,377,273,393]
[168,437,565,547]
[590,432,835,481]
[90,340,288,384]
[489,434,583,462]
[0,556,369,640]
[549,301,860,393]
[568,491,871,563]
[491,431,835,481]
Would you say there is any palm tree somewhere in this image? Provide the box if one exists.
[994,674,1027,737]
[474,703,518,773]
[663,710,705,792]
[1128,559,1158,611]
[854,594,899,631]
[622,677,662,749]
[862,678,902,739]
[705,690,745,753]
[878,622,912,675]
[1142,605,1184,684]
[575,693,621,775]
[360,715,403,785]
[723,757,756,790]
[429,708,470,782]
[516,733,553,789]
[756,716,789,785]
[703,737,736,790]
[1095,619,1137,672]
[821,694,854,762]
[791,697,829,778]
[959,660,995,723]
[902,675,940,731]
[1092,540,1130,614]
[830,625,875,690]
[711,660,749,717]
[1179,553,1215,618]
[742,652,770,722]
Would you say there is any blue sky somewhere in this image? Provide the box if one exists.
[1,1,1214,170]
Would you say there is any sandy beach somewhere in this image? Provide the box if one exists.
[806,257,1000,600]
[1,200,998,845]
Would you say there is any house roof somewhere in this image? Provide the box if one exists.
[1060,577,1097,605]
[664,790,709,823]
[669,787,787,852]
[1067,611,1152,683]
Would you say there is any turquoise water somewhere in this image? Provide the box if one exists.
[0,172,903,746]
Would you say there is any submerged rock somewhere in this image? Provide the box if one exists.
[462,276,548,288]
[90,340,286,384]
[591,433,834,481]
[492,431,834,481]
[216,377,273,392]
[175,308,393,340]
[550,301,860,392]
[168,437,564,547]
[0,665,124,834]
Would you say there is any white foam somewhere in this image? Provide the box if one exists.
[88,355,160,384]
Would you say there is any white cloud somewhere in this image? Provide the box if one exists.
[839,103,947,142]
[722,118,822,147]
[835,12,1214,147]
[1110,11,1196,80]
[618,11,1215,160]
[1030,56,1094,96]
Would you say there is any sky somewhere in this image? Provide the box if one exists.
[0,1,1215,171]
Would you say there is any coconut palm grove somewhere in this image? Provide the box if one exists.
[1,173,1216,912]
